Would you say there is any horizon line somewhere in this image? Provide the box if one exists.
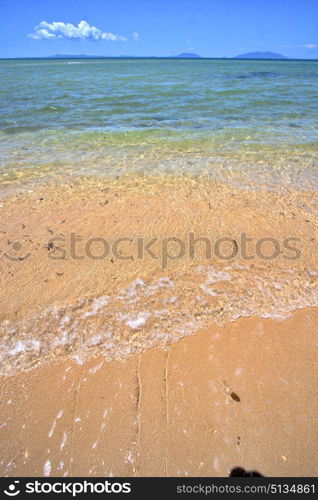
[1,54,318,61]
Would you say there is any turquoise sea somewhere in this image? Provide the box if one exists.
[0,58,317,189]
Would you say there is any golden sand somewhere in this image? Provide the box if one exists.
[1,309,318,477]
[0,175,317,476]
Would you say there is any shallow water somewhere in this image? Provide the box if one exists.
[0,176,317,376]
[1,59,318,375]
[0,58,318,189]
[1,264,317,376]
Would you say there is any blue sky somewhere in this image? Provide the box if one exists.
[1,0,318,58]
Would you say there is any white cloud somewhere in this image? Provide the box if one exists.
[28,20,127,41]
[132,32,140,40]
[300,43,318,49]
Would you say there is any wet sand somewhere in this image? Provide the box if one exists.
[1,308,318,477]
[0,175,317,476]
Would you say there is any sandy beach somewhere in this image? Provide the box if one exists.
[1,308,318,477]
[1,50,318,479]
[0,175,317,476]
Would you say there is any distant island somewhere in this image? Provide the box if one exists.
[48,54,98,58]
[175,53,201,58]
[44,52,293,61]
[234,51,288,59]
[47,53,202,59]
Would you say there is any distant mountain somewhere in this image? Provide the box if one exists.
[175,52,201,58]
[234,51,288,59]
[119,55,158,58]
[46,53,202,59]
[47,54,96,58]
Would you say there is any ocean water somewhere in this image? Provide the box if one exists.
[0,57,318,188]
[1,58,318,375]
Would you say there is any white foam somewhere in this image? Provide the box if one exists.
[88,334,103,346]
[8,339,40,356]
[118,278,145,302]
[71,353,85,365]
[1,267,318,377]
[60,431,68,450]
[213,457,220,471]
[207,270,231,282]
[51,331,69,347]
[125,451,133,464]
[200,284,217,296]
[134,277,145,287]
[48,420,56,438]
[89,361,104,374]
[43,459,51,477]
[125,312,150,329]
[84,295,110,318]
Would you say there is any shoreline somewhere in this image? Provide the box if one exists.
[1,39,318,481]
[1,308,317,477]
[0,175,317,374]
[0,173,317,476]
